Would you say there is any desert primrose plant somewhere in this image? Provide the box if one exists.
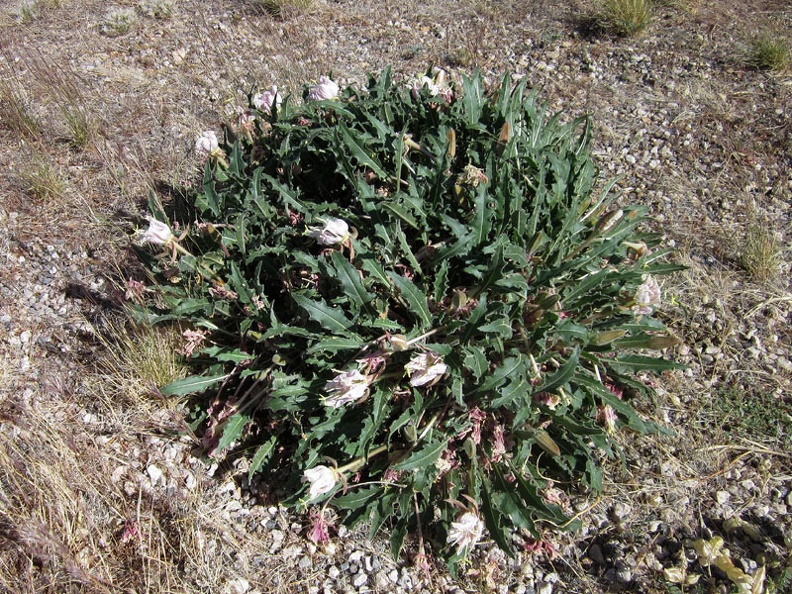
[134,69,682,568]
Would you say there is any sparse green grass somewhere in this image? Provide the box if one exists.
[739,222,782,283]
[712,386,792,449]
[750,34,790,71]
[598,0,652,37]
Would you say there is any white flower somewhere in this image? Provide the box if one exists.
[302,465,337,500]
[633,274,661,315]
[140,219,174,246]
[195,130,219,155]
[447,512,484,555]
[307,217,350,246]
[308,76,339,101]
[405,351,448,387]
[253,85,281,114]
[323,369,370,408]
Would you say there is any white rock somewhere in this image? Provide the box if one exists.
[226,578,250,594]
[147,464,163,485]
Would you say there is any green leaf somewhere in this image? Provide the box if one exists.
[305,337,362,355]
[331,250,373,310]
[481,481,514,555]
[248,436,278,482]
[160,373,229,397]
[391,438,448,471]
[334,486,382,511]
[387,272,432,330]
[534,348,579,394]
[293,293,354,335]
[215,412,251,456]
[336,123,389,179]
[609,354,685,373]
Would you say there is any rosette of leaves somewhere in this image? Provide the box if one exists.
[136,69,682,566]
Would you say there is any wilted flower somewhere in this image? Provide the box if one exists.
[178,329,209,358]
[195,130,219,155]
[306,217,350,246]
[447,512,484,556]
[125,278,147,302]
[140,219,174,246]
[252,85,281,114]
[323,369,370,408]
[405,351,448,387]
[596,405,618,434]
[633,274,661,315]
[307,508,332,545]
[308,76,339,101]
[302,465,338,500]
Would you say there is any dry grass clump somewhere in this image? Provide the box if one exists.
[0,67,41,139]
[750,34,790,71]
[259,0,315,18]
[21,156,66,202]
[100,7,138,37]
[137,0,176,19]
[597,0,652,37]
[739,222,783,284]
[92,318,189,406]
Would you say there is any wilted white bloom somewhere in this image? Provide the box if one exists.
[307,217,350,246]
[140,219,174,246]
[323,369,370,408]
[302,465,337,500]
[447,512,484,555]
[419,75,441,96]
[253,85,281,114]
[405,351,448,387]
[633,274,661,315]
[195,130,219,155]
[308,76,339,101]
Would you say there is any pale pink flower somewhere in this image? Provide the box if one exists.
[633,274,661,315]
[447,512,485,556]
[306,217,349,246]
[252,85,281,114]
[140,219,174,246]
[405,351,448,387]
[323,369,370,408]
[302,465,337,500]
[195,130,219,155]
[308,76,339,101]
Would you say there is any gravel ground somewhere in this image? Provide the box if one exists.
[1,0,791,592]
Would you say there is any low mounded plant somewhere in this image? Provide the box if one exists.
[135,69,681,567]
[750,34,790,72]
[598,0,652,37]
